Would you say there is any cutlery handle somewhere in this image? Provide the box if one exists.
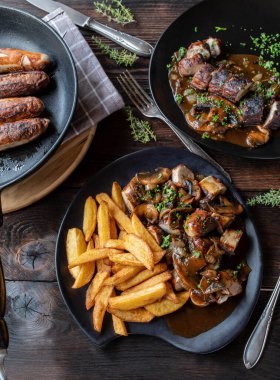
[85,19,153,57]
[161,117,232,183]
[243,275,280,369]
[0,351,7,380]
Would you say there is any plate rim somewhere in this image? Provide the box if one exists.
[55,147,263,353]
[0,5,78,190]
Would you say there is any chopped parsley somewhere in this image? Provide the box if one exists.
[178,47,186,60]
[201,133,210,139]
[175,94,184,104]
[211,114,219,123]
[215,26,227,32]
[194,26,198,33]
[193,251,201,258]
[240,42,247,47]
[161,234,171,249]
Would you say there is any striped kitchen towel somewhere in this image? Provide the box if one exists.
[43,8,124,141]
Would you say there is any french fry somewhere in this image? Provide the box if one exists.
[118,230,127,240]
[116,263,168,291]
[68,248,120,269]
[104,266,142,286]
[105,239,125,250]
[123,233,154,271]
[83,196,97,242]
[93,285,114,332]
[93,234,100,248]
[112,181,125,212]
[153,250,166,264]
[112,314,128,336]
[165,282,179,304]
[108,252,144,267]
[144,291,190,316]
[123,271,172,294]
[108,307,155,323]
[96,193,134,233]
[131,213,162,253]
[66,228,87,279]
[97,259,111,273]
[108,283,167,310]
[72,239,96,289]
[110,217,118,239]
[111,263,127,274]
[97,201,111,248]
[85,271,110,310]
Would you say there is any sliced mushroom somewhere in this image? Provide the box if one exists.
[147,225,164,245]
[136,167,171,187]
[171,164,195,187]
[172,269,185,291]
[199,176,227,200]
[168,208,194,230]
[121,177,144,212]
[220,229,243,254]
[184,209,217,237]
[190,289,215,307]
[134,203,159,224]
[220,270,243,296]
[159,209,181,235]
[246,125,270,147]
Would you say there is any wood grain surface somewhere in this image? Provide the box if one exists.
[0,0,279,379]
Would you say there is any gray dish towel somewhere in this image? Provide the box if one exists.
[43,8,124,142]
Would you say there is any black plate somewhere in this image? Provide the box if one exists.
[0,6,77,190]
[56,147,262,353]
[149,0,280,159]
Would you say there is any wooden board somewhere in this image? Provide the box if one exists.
[1,127,96,214]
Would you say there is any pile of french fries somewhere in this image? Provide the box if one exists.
[66,182,190,336]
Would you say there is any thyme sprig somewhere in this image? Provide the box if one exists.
[93,0,135,25]
[125,106,156,143]
[92,36,138,66]
[247,189,280,207]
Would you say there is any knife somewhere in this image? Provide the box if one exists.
[26,0,154,57]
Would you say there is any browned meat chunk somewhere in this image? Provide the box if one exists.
[178,54,205,77]
[246,126,270,147]
[187,41,211,61]
[263,101,280,130]
[184,209,217,237]
[208,68,232,96]
[191,64,215,91]
[222,75,252,103]
[204,37,222,58]
[241,96,264,126]
[220,229,243,254]
[220,270,243,296]
[199,176,227,199]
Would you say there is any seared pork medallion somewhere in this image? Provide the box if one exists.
[122,164,251,307]
[168,38,280,148]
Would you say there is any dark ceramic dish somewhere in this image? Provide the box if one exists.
[0,6,77,190]
[56,147,262,353]
[149,0,280,159]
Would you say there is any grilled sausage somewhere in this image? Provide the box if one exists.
[0,48,50,73]
[0,118,50,151]
[0,71,50,98]
[0,97,44,122]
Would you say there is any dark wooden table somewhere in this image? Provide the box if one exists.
[0,1,279,379]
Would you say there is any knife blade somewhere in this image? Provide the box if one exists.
[26,0,153,57]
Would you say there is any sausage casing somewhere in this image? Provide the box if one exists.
[0,97,45,122]
[0,118,50,151]
[0,48,50,73]
[0,71,50,98]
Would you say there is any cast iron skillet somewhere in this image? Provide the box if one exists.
[0,6,77,192]
[149,0,280,159]
[56,147,262,353]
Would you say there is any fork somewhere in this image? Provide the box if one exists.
[117,71,231,183]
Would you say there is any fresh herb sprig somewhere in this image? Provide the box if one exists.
[247,189,280,207]
[92,36,138,66]
[125,106,156,143]
[93,0,135,25]
[215,26,227,32]
[161,234,171,249]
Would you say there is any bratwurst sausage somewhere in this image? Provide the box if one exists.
[0,97,45,122]
[0,118,50,151]
[0,48,50,73]
[0,71,50,99]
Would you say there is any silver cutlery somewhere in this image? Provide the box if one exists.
[26,0,153,57]
[243,275,280,369]
[117,71,232,183]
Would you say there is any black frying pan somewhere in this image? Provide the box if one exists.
[149,0,280,159]
[0,6,78,221]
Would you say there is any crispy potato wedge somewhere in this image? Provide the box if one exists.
[153,250,166,264]
[93,285,114,332]
[108,307,155,323]
[116,263,168,291]
[131,213,162,253]
[66,228,87,279]
[72,239,96,289]
[85,271,110,310]
[123,271,172,294]
[110,217,118,239]
[165,282,179,304]
[112,181,125,212]
[93,234,100,248]
[145,291,190,316]
[112,314,128,336]
[97,201,111,248]
[96,193,134,233]
[104,266,142,286]
[123,233,154,271]
[68,248,120,269]
[105,239,125,250]
[111,263,127,274]
[118,230,127,240]
[83,196,97,242]
[108,252,144,267]
[108,283,166,310]
[96,259,111,273]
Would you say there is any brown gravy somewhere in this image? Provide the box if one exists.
[169,54,276,147]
